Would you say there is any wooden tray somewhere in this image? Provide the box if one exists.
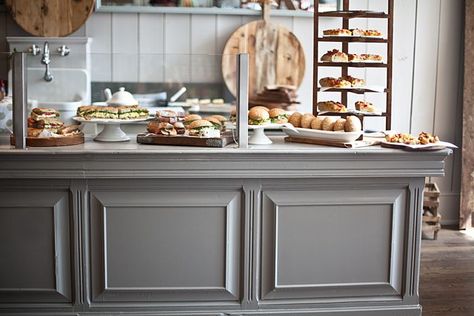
[284,136,347,148]
[137,132,235,148]
[10,133,85,147]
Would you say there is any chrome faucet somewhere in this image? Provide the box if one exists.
[41,42,53,82]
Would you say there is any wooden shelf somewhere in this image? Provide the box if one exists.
[313,0,394,130]
[318,36,388,43]
[317,62,387,68]
[318,10,389,18]
[317,87,387,94]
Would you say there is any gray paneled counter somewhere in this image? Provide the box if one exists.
[0,136,451,316]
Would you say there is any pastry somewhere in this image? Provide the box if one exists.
[364,29,383,37]
[301,113,315,128]
[321,117,336,131]
[333,118,347,131]
[351,28,365,36]
[319,77,338,87]
[323,28,352,36]
[348,54,362,62]
[317,101,347,113]
[355,101,377,113]
[288,112,303,127]
[321,49,349,63]
[334,79,352,88]
[310,117,324,130]
[360,54,383,62]
[385,133,419,145]
[344,116,362,132]
[341,75,366,87]
[418,132,439,145]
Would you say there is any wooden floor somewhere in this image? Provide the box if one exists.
[420,226,474,315]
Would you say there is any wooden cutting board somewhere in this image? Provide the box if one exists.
[6,0,95,37]
[222,1,305,99]
[137,132,235,148]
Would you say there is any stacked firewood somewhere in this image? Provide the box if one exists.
[249,85,300,110]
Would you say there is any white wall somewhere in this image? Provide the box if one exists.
[0,0,464,223]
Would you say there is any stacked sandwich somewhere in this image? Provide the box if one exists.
[28,108,80,137]
[76,105,149,120]
[146,111,227,138]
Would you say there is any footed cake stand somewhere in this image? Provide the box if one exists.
[74,117,148,142]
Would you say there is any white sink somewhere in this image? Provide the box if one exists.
[26,68,90,104]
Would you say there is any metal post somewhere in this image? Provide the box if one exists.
[236,53,249,149]
[12,52,27,149]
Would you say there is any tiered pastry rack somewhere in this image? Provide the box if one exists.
[312,0,393,130]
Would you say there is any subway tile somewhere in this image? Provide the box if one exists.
[139,54,164,83]
[112,13,138,54]
[164,14,190,54]
[216,15,242,54]
[91,53,112,82]
[112,53,139,82]
[191,15,216,54]
[86,13,112,53]
[139,13,164,54]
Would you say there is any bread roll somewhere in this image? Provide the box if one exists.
[288,112,303,127]
[310,116,324,130]
[333,118,346,131]
[344,116,362,132]
[301,113,315,128]
[321,117,336,131]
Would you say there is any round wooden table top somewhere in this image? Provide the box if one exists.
[6,0,95,37]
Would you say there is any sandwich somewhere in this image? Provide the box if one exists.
[28,117,64,130]
[269,108,289,124]
[248,107,270,125]
[30,108,60,120]
[230,107,237,122]
[184,114,202,126]
[355,101,377,113]
[157,110,178,123]
[58,125,81,136]
[211,115,227,124]
[173,122,186,135]
[117,106,149,119]
[205,116,223,130]
[321,49,349,63]
[188,119,220,138]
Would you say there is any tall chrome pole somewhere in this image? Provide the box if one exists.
[236,53,249,149]
[12,52,27,149]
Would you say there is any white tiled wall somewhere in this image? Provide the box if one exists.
[0,0,465,223]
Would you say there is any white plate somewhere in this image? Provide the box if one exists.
[73,116,149,124]
[380,140,457,151]
[282,127,362,143]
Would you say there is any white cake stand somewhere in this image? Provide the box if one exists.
[74,117,148,142]
[247,124,287,145]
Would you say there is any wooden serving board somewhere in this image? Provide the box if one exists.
[137,132,235,148]
[10,133,85,147]
[284,136,347,148]
[6,0,95,37]
[221,1,305,99]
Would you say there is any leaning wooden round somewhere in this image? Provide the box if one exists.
[288,112,303,128]
[221,20,305,99]
[6,0,95,37]
[310,116,324,130]
[301,113,315,128]
[344,116,362,132]
[333,118,347,131]
[321,117,336,131]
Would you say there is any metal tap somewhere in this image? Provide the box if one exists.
[41,42,53,82]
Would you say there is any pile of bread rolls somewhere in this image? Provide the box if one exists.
[288,112,362,132]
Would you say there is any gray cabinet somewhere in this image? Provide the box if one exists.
[87,180,242,305]
[257,179,420,309]
[0,188,72,304]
